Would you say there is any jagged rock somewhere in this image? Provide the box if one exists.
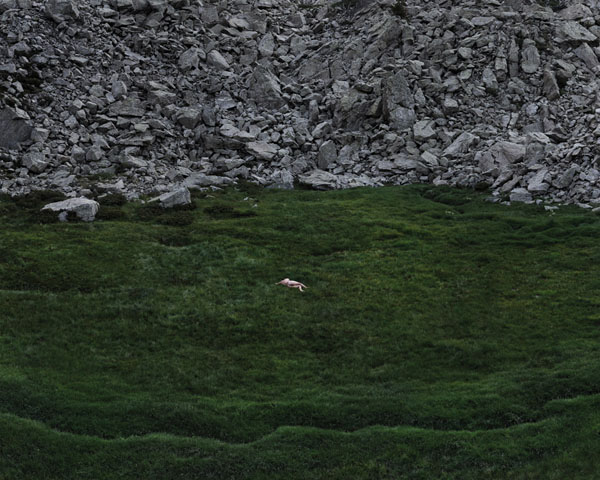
[558,21,597,43]
[521,40,540,74]
[176,108,202,129]
[22,151,48,173]
[528,168,550,193]
[0,107,33,149]
[543,69,560,100]
[574,43,599,70]
[509,188,533,203]
[207,50,231,71]
[560,3,593,21]
[45,0,79,22]
[42,198,99,222]
[179,47,203,71]
[298,170,338,190]
[246,141,279,160]
[413,120,436,142]
[0,0,17,12]
[258,33,275,57]
[382,70,416,129]
[482,67,498,94]
[248,65,283,108]
[442,132,479,158]
[318,140,337,169]
[152,187,191,208]
[183,173,234,189]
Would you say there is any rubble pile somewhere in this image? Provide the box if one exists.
[2,0,600,205]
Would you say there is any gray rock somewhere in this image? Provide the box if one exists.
[482,67,498,94]
[248,65,283,108]
[318,140,337,169]
[42,198,99,222]
[207,50,230,71]
[298,169,338,189]
[509,188,533,203]
[258,33,275,57]
[559,21,597,43]
[183,173,234,189]
[560,3,593,21]
[413,120,436,142]
[22,151,48,173]
[543,69,560,100]
[246,141,279,160]
[0,107,33,149]
[382,70,415,129]
[528,168,550,193]
[179,47,203,71]
[443,98,459,114]
[176,108,202,129]
[0,0,16,12]
[153,187,191,208]
[575,42,599,70]
[45,0,79,22]
[521,40,540,74]
[442,132,479,158]
[556,166,578,189]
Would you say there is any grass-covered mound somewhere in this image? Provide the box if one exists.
[1,185,599,479]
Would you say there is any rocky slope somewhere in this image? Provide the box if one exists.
[1,0,600,205]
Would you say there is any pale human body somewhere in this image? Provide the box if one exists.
[276,278,307,292]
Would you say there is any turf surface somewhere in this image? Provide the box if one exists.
[1,185,599,478]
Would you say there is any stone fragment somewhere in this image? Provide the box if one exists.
[559,21,597,43]
[575,43,599,70]
[560,3,593,21]
[298,169,338,189]
[207,50,230,71]
[0,0,17,12]
[248,65,283,108]
[183,173,234,189]
[318,140,337,169]
[178,47,203,71]
[443,98,459,114]
[442,132,479,158]
[111,80,127,101]
[521,40,540,74]
[482,67,498,94]
[556,167,578,189]
[22,151,48,173]
[528,168,550,193]
[45,0,79,22]
[258,33,275,57]
[176,108,202,129]
[153,187,191,208]
[246,141,279,160]
[42,198,99,222]
[509,188,533,203]
[413,120,436,142]
[543,69,560,100]
[0,107,33,149]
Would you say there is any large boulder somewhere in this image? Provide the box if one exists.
[247,65,284,109]
[45,0,79,22]
[41,198,99,222]
[151,187,192,208]
[0,107,33,149]
[298,169,339,189]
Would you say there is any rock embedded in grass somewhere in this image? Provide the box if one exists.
[41,197,100,222]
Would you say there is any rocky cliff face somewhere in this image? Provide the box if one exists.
[1,0,600,205]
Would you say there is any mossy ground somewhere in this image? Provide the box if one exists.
[1,185,599,479]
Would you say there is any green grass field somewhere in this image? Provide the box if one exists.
[1,185,599,479]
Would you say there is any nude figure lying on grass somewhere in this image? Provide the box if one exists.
[276,278,307,292]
